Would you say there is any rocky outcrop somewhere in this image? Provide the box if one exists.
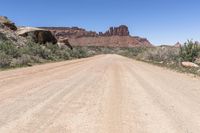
[0,16,17,31]
[17,27,57,44]
[0,17,27,46]
[102,25,129,36]
[41,25,152,47]
[0,16,59,47]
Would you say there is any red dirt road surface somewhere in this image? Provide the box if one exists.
[0,54,200,133]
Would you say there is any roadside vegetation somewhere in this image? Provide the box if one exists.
[136,40,200,76]
[0,41,92,69]
[0,40,148,69]
[75,41,200,76]
[0,39,200,76]
[76,41,200,77]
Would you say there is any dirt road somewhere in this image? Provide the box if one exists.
[0,54,200,133]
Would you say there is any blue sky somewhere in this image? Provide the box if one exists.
[0,0,200,45]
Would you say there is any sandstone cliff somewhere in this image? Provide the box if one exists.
[41,25,152,47]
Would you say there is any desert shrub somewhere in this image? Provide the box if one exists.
[180,40,200,62]
[0,52,12,67]
[70,47,89,58]
[25,41,44,56]
[40,48,53,60]
[55,49,71,60]
[137,46,179,62]
[119,47,147,57]
[99,47,112,54]
[46,43,59,53]
[31,55,44,63]
[24,42,54,60]
[10,54,32,67]
[0,42,158,69]
[0,32,8,43]
[46,43,69,60]
[0,41,20,58]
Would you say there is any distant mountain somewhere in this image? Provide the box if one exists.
[41,25,152,47]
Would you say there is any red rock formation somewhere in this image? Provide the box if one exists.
[69,36,151,47]
[98,25,129,36]
[41,25,152,47]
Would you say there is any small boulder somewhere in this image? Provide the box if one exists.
[181,62,199,68]
[58,38,73,50]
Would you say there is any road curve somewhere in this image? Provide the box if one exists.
[0,54,200,133]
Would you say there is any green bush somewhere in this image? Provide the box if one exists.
[180,40,200,62]
[70,47,89,58]
[55,49,71,60]
[0,52,12,67]
[25,41,44,56]
[0,41,20,58]
[118,47,147,58]
[10,54,32,67]
[137,46,179,62]
[24,42,57,60]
